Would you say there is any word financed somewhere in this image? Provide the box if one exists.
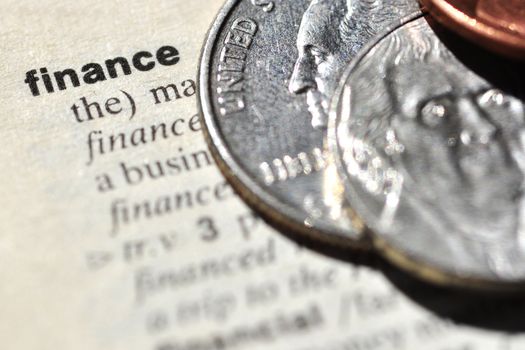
[24,45,180,96]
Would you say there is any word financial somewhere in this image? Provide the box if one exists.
[24,45,180,96]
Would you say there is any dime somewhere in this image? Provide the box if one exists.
[420,0,525,59]
[198,0,419,247]
[330,14,525,286]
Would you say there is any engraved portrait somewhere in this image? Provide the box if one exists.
[289,0,416,129]
[341,19,525,278]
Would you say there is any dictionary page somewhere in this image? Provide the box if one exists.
[0,1,524,349]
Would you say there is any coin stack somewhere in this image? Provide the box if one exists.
[198,0,525,289]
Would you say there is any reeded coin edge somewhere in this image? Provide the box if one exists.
[197,0,370,251]
[420,0,525,60]
[328,13,525,291]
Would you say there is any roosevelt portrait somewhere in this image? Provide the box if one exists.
[289,0,416,129]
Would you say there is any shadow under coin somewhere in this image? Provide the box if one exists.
[380,255,525,333]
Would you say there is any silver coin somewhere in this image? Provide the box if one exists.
[198,0,419,246]
[330,15,525,285]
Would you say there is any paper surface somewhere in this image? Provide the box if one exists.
[0,0,524,349]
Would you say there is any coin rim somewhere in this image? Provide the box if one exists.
[420,0,525,59]
[197,0,370,250]
[328,13,525,290]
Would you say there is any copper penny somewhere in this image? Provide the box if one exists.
[420,0,525,59]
